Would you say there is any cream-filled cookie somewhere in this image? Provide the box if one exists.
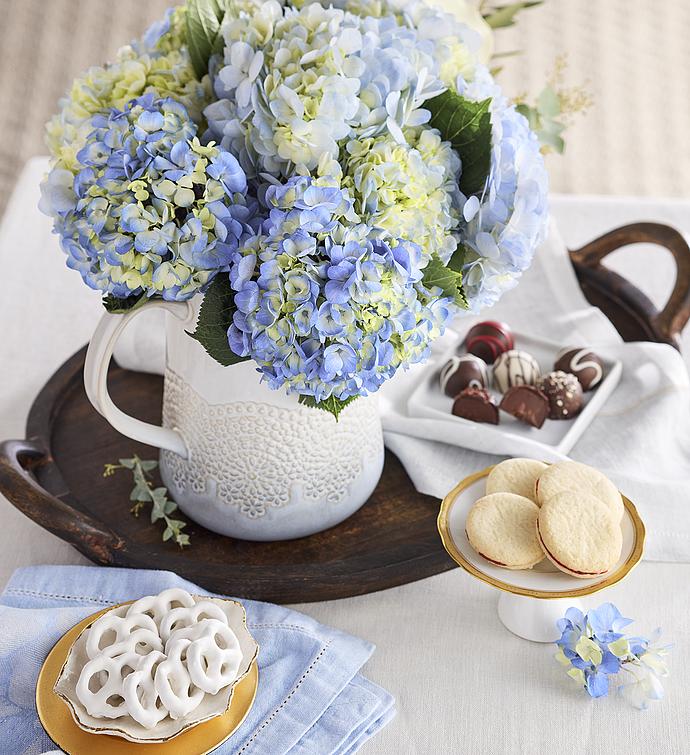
[486,458,548,503]
[466,493,544,570]
[535,461,624,521]
[537,491,622,578]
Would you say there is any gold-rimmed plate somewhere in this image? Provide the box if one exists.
[36,605,259,755]
[437,465,645,599]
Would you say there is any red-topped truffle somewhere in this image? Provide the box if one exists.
[465,321,514,364]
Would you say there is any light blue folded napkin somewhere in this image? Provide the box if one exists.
[0,565,394,754]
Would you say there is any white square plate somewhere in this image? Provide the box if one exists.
[407,329,622,461]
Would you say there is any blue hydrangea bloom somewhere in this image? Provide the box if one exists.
[40,94,257,300]
[453,66,549,312]
[227,176,454,401]
[554,603,671,707]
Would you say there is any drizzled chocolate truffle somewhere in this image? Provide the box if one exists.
[537,371,583,420]
[465,321,514,364]
[492,350,541,393]
[440,355,490,397]
[452,387,499,424]
[554,348,604,391]
[499,385,549,429]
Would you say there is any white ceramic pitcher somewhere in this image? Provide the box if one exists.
[83,298,384,541]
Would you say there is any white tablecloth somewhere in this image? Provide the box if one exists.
[1,158,689,754]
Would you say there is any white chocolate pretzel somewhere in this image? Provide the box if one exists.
[75,589,245,729]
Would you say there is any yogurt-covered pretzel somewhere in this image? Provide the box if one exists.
[159,600,229,643]
[85,612,161,660]
[122,651,167,729]
[126,588,196,626]
[76,651,143,719]
[74,589,246,730]
[154,638,204,720]
[185,622,243,695]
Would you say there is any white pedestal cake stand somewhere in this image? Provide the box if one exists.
[437,466,645,643]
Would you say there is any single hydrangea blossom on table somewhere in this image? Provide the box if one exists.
[40,0,549,417]
[555,603,671,710]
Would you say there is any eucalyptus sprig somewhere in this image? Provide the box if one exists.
[103,456,191,547]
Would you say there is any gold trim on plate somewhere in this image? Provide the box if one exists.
[437,464,646,599]
[36,604,259,755]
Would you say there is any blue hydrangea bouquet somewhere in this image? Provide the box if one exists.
[40,0,549,417]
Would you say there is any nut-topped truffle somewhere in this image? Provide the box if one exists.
[537,370,584,419]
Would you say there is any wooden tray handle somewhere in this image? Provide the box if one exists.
[570,222,690,345]
[0,439,125,562]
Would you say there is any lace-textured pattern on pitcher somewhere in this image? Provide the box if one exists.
[161,369,383,518]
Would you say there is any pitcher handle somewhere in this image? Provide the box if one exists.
[84,300,193,459]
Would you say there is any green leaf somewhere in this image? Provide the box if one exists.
[187,275,249,367]
[422,251,468,309]
[104,455,192,547]
[185,0,227,80]
[537,85,561,118]
[298,394,358,421]
[103,294,148,314]
[130,484,152,503]
[537,131,565,154]
[426,90,492,197]
[483,1,542,28]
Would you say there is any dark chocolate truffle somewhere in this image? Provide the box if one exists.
[554,348,604,391]
[492,349,541,393]
[440,354,490,397]
[452,387,499,424]
[499,385,549,429]
[537,370,583,420]
[465,321,514,364]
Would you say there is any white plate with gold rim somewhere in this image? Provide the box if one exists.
[437,466,645,641]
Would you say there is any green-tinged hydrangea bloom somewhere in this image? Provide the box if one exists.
[40,95,255,301]
[45,13,211,174]
[342,127,461,263]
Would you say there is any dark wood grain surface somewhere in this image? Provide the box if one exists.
[1,222,688,602]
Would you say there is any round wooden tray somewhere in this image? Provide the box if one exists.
[0,223,689,603]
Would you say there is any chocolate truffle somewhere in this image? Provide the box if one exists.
[440,354,490,397]
[452,387,499,424]
[554,348,604,391]
[492,350,541,393]
[537,370,584,420]
[499,385,549,429]
[465,321,514,364]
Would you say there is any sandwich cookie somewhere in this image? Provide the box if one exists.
[486,458,548,503]
[537,491,622,578]
[535,461,624,521]
[466,493,544,570]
